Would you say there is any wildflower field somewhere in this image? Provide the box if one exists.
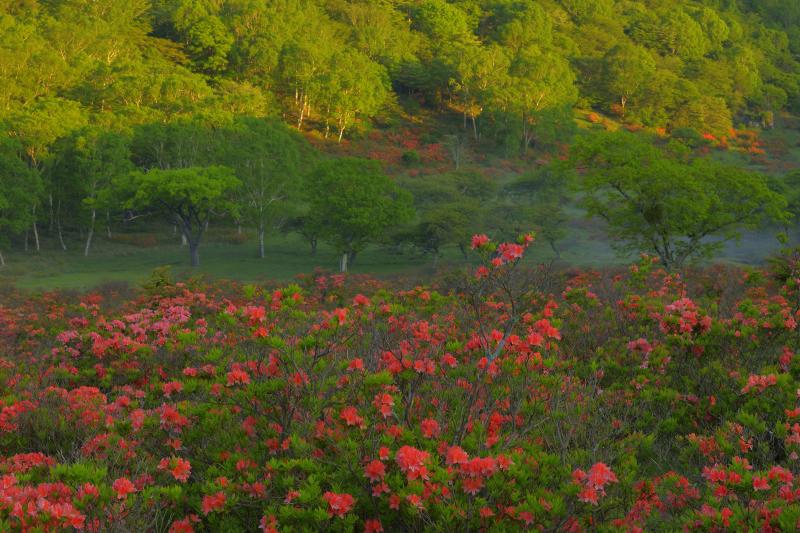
[3,235,800,532]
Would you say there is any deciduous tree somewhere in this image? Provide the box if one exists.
[305,158,413,272]
[115,166,240,266]
[573,131,787,268]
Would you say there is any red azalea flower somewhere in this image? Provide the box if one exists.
[753,476,770,491]
[322,491,356,518]
[340,406,364,427]
[226,368,251,387]
[471,234,490,249]
[396,446,430,481]
[364,459,386,482]
[364,518,384,533]
[445,446,469,466]
[420,418,440,438]
[112,477,136,500]
[201,492,226,514]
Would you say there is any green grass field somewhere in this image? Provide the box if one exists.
[0,233,440,291]
[0,213,785,291]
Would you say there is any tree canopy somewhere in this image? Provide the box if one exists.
[572,131,788,268]
[305,158,413,272]
[116,165,240,266]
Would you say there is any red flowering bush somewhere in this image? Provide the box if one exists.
[2,233,800,531]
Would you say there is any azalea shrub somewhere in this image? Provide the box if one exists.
[2,234,800,531]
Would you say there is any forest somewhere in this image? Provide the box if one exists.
[2,0,800,281]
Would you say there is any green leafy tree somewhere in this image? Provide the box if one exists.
[603,43,656,117]
[114,166,240,266]
[217,117,308,258]
[492,48,577,153]
[573,131,788,269]
[331,0,419,65]
[173,1,233,76]
[445,42,509,139]
[305,158,413,272]
[319,49,390,142]
[0,138,39,266]
[412,0,474,42]
[276,9,342,131]
[401,170,493,259]
[6,97,87,251]
[672,95,733,137]
[506,162,574,258]
[411,204,474,266]
[0,13,67,113]
[629,8,710,60]
[130,118,218,170]
[52,128,133,256]
[779,170,800,238]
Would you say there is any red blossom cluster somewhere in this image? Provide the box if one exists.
[395,446,430,482]
[159,457,192,482]
[0,475,86,530]
[323,491,356,518]
[741,373,778,394]
[573,463,619,505]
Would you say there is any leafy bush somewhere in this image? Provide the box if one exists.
[401,150,421,166]
[2,235,800,531]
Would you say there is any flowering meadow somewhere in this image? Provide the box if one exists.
[3,234,800,532]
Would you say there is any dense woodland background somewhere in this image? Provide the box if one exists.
[3,0,800,286]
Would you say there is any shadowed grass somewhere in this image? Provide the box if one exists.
[1,216,786,291]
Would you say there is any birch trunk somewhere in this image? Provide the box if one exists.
[57,200,67,251]
[84,209,96,257]
[32,205,40,252]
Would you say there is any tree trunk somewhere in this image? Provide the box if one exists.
[0,248,4,267]
[24,230,29,252]
[181,233,187,246]
[297,93,307,130]
[339,251,348,273]
[106,211,112,239]
[338,126,345,143]
[348,250,357,268]
[57,207,67,251]
[189,238,200,267]
[84,209,96,257]
[549,239,561,259]
[48,193,54,232]
[258,220,265,259]
[471,114,478,140]
[310,237,317,256]
[32,205,40,252]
